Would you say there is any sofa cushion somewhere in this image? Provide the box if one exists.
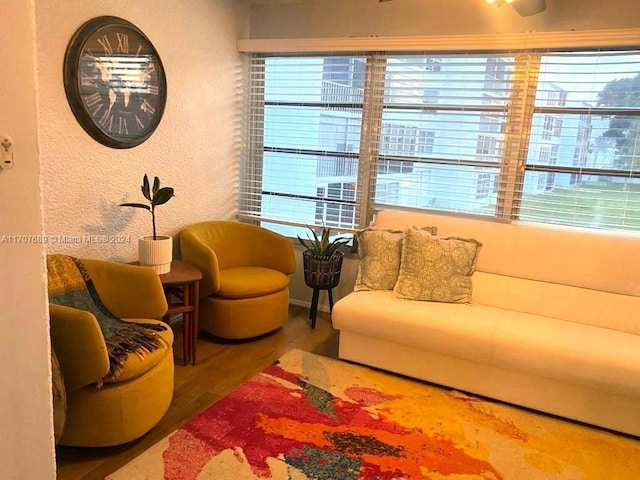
[334,290,640,398]
[216,267,290,299]
[394,229,482,303]
[492,311,640,397]
[354,228,403,291]
[355,226,437,292]
[332,290,498,364]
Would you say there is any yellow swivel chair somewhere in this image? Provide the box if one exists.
[48,257,174,447]
[180,221,296,339]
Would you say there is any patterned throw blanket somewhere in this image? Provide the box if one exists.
[47,254,167,380]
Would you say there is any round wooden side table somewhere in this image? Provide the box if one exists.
[159,260,202,365]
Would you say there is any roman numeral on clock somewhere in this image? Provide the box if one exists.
[140,99,156,118]
[98,110,113,130]
[118,117,129,135]
[84,92,102,107]
[97,35,113,55]
[84,92,103,116]
[116,33,129,54]
[80,71,99,88]
[135,115,145,132]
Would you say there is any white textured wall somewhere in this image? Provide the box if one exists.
[250,0,640,39]
[0,2,249,478]
[37,0,249,262]
[0,1,54,479]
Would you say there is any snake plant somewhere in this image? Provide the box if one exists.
[297,225,349,257]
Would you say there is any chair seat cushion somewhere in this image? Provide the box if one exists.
[102,318,174,384]
[216,267,290,299]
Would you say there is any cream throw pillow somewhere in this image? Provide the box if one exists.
[354,226,437,291]
[393,228,482,303]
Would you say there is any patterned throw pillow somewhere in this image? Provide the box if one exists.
[354,226,437,291]
[393,228,482,303]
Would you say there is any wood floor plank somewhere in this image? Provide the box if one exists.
[55,305,339,480]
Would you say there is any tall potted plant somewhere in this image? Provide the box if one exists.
[297,225,349,291]
[120,174,175,274]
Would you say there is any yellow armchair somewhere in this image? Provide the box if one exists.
[180,221,296,339]
[48,257,174,447]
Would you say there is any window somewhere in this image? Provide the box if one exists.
[316,182,356,228]
[317,115,359,177]
[380,123,418,156]
[545,89,568,107]
[418,130,436,154]
[475,172,496,199]
[376,181,401,204]
[242,56,363,237]
[322,57,366,90]
[521,51,640,230]
[476,135,499,157]
[484,57,511,92]
[241,49,640,234]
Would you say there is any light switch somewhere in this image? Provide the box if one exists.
[1,136,14,169]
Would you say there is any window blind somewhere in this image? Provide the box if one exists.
[240,55,365,238]
[369,53,519,219]
[519,50,640,231]
[240,48,640,234]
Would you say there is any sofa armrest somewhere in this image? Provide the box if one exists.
[81,259,168,319]
[49,304,110,392]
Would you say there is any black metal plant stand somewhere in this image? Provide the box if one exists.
[302,250,343,328]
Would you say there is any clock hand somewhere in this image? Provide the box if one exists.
[108,88,117,112]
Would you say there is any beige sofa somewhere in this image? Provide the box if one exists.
[333,210,640,437]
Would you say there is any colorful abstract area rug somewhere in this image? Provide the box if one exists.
[107,349,640,480]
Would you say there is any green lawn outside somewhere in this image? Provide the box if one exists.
[519,181,640,231]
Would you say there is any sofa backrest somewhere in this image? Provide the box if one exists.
[374,210,640,334]
[471,272,640,335]
[374,210,640,297]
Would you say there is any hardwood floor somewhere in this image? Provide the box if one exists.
[55,305,339,480]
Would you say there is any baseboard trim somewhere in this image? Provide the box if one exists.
[289,298,330,314]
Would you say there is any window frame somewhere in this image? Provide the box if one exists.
[240,39,640,234]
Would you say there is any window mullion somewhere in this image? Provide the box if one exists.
[355,53,386,229]
[497,52,541,219]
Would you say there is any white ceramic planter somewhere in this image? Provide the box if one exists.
[138,235,173,274]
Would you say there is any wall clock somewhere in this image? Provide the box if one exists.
[63,16,167,149]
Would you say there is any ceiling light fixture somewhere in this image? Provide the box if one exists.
[486,0,515,5]
[378,0,546,17]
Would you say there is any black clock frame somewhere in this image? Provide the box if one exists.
[63,16,167,149]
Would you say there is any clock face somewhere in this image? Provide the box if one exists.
[63,16,167,149]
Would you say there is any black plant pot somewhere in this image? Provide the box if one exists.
[302,250,344,289]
